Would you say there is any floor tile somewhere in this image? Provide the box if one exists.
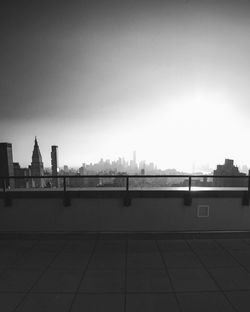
[169,268,218,292]
[163,252,202,268]
[230,251,250,268]
[226,290,250,312]
[79,269,124,292]
[199,251,240,268]
[210,267,250,290]
[2,238,250,312]
[15,293,74,312]
[128,240,158,253]
[177,292,235,312]
[127,253,163,268]
[95,240,126,254]
[243,239,250,247]
[217,239,250,251]
[97,240,125,246]
[0,240,35,252]
[17,240,37,250]
[126,294,179,312]
[31,240,65,253]
[13,252,56,268]
[63,240,95,253]
[0,293,25,312]
[127,268,172,292]
[32,268,82,292]
[188,240,222,254]
[50,252,89,268]
[0,269,42,292]
[89,253,125,269]
[157,240,190,252]
[0,251,22,266]
[71,294,124,312]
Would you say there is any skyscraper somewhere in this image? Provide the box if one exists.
[213,159,246,187]
[133,150,137,165]
[51,145,58,187]
[30,137,44,188]
[13,163,30,189]
[0,143,14,188]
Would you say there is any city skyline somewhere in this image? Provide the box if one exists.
[1,1,250,172]
[1,137,249,175]
[3,136,249,173]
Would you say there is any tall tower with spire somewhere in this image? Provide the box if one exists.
[30,137,44,187]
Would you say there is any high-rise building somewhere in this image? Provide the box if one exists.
[63,165,69,173]
[133,151,137,165]
[30,137,44,188]
[79,163,86,176]
[13,163,30,188]
[51,145,58,187]
[0,142,14,188]
[213,159,246,187]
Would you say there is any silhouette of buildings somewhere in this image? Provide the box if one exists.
[4,138,250,191]
[13,163,30,188]
[0,142,14,188]
[51,145,58,187]
[213,159,246,187]
[30,137,45,188]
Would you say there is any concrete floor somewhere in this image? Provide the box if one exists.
[1,237,250,311]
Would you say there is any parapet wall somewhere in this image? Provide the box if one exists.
[0,193,249,232]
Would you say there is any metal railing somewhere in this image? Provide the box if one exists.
[0,174,250,193]
[1,174,249,207]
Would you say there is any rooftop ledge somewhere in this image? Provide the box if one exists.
[0,187,250,210]
[1,176,250,234]
[1,174,250,206]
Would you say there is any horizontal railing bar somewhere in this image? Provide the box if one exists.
[0,175,249,179]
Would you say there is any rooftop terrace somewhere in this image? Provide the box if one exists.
[1,175,250,310]
[0,175,250,233]
[1,236,250,311]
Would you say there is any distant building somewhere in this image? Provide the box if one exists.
[69,173,100,188]
[51,145,58,187]
[113,172,126,187]
[139,160,146,171]
[30,137,45,188]
[213,159,246,187]
[133,151,136,164]
[141,168,145,175]
[13,163,30,188]
[63,165,69,173]
[79,164,86,176]
[241,165,249,175]
[0,142,14,188]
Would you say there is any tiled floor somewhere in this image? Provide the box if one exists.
[1,237,250,311]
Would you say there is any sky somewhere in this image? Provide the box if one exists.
[1,0,250,172]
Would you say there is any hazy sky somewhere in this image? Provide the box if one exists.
[1,0,250,171]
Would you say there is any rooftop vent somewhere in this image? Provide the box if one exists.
[197,205,209,218]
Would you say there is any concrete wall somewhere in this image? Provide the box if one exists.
[0,196,250,232]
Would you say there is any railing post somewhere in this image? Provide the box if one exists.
[1,178,12,206]
[63,176,70,206]
[184,176,192,206]
[124,176,131,207]
[126,176,129,192]
[247,175,250,205]
[188,176,192,192]
[2,178,6,193]
[242,175,250,206]
[63,177,66,193]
